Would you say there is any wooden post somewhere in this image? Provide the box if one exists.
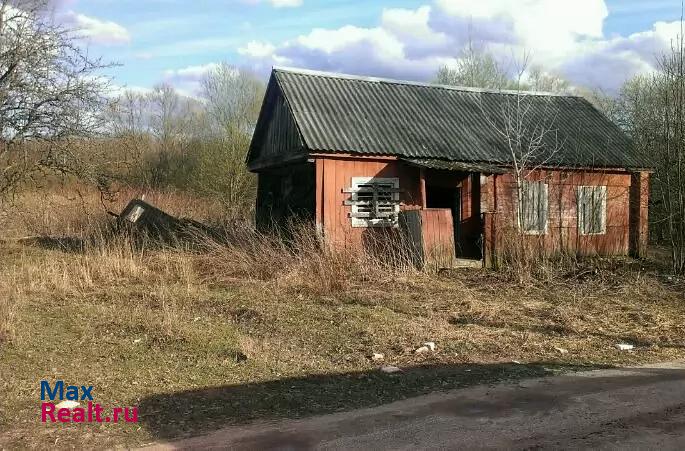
[629,171,649,258]
[419,167,427,208]
[482,175,498,268]
[482,212,497,268]
[315,158,325,237]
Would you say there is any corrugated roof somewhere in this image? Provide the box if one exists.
[268,67,649,170]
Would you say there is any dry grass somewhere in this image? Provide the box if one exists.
[2,188,685,449]
[0,184,230,239]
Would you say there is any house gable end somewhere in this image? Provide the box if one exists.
[247,74,307,172]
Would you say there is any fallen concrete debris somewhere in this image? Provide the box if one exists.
[423,341,436,351]
[117,199,218,243]
[615,343,634,351]
[415,341,437,354]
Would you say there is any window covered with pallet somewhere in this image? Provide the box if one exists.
[345,177,400,227]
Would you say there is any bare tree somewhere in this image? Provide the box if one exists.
[0,0,112,199]
[656,23,685,272]
[193,64,264,217]
[471,53,567,275]
[482,54,562,206]
[201,63,264,135]
[599,16,685,272]
[525,66,571,94]
[435,40,511,90]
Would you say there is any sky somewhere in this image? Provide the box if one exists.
[48,0,684,96]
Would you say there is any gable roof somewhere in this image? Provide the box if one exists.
[248,67,650,171]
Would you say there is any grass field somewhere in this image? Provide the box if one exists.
[1,189,685,449]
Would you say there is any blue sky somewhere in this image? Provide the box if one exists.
[53,0,683,95]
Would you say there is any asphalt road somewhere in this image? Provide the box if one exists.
[148,362,685,450]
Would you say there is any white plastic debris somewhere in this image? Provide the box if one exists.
[511,360,522,365]
[415,346,430,354]
[133,338,142,344]
[423,341,437,352]
[554,347,568,354]
[615,343,634,351]
[371,353,385,361]
[380,365,402,374]
[56,400,79,409]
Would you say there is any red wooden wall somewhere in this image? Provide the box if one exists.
[313,155,649,259]
[315,155,422,247]
[420,209,455,266]
[487,169,644,256]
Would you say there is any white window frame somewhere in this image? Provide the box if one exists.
[518,180,549,235]
[350,177,400,228]
[577,185,607,235]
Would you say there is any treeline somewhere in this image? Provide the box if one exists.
[602,36,685,270]
[104,65,264,218]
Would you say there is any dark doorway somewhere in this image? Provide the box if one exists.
[426,185,462,257]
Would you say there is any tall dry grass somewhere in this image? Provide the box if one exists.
[0,184,235,239]
[0,194,421,344]
[494,224,583,284]
[194,220,419,295]
[0,269,22,343]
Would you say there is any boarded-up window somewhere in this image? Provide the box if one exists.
[346,177,400,227]
[519,180,548,234]
[578,186,607,235]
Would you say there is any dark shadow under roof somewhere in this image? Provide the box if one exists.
[404,158,507,174]
[268,67,650,170]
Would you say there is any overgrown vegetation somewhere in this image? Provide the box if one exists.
[2,190,685,448]
[600,32,685,272]
[3,2,685,448]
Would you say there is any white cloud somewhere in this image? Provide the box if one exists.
[235,0,680,92]
[162,63,220,97]
[109,83,153,98]
[241,0,303,7]
[381,5,450,59]
[61,11,130,46]
[238,41,277,58]
[270,0,303,7]
[559,19,681,90]
[164,63,220,81]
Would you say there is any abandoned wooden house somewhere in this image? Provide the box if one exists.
[247,67,651,267]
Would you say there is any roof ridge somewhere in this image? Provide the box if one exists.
[272,66,581,98]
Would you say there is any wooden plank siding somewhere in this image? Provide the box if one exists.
[421,209,456,267]
[316,156,422,247]
[311,156,647,261]
[248,89,306,171]
[488,170,635,256]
